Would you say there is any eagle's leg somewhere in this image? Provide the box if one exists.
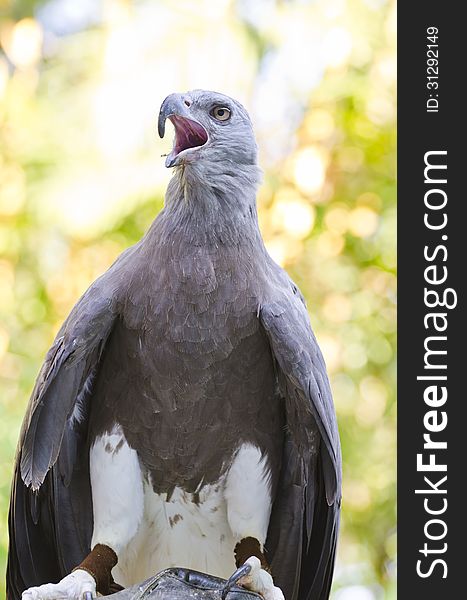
[85,425,145,593]
[22,426,143,599]
[223,444,284,600]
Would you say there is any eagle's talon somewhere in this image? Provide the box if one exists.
[221,562,252,599]
[21,570,96,599]
[232,557,284,600]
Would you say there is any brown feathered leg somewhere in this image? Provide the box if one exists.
[234,537,271,571]
[73,544,123,596]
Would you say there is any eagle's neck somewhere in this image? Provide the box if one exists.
[155,162,263,247]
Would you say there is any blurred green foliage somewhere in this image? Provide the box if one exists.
[0,0,396,598]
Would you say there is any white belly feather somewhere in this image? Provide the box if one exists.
[114,481,236,586]
[89,427,272,588]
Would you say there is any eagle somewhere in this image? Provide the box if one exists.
[7,90,342,600]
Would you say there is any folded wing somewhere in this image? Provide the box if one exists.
[261,281,342,600]
[6,251,131,599]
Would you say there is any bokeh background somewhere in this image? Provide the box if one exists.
[0,0,396,598]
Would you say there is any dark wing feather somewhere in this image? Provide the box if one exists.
[261,283,342,600]
[7,268,122,599]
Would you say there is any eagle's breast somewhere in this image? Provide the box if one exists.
[89,239,284,495]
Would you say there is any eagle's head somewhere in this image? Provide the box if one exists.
[158,90,258,169]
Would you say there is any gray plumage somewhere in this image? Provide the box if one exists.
[7,90,341,600]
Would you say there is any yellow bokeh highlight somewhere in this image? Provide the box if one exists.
[331,373,357,417]
[292,147,327,196]
[264,236,303,267]
[318,334,342,374]
[357,192,382,211]
[0,260,15,312]
[1,19,43,69]
[0,57,9,98]
[323,293,352,323]
[271,192,315,239]
[356,376,388,427]
[342,342,367,370]
[303,109,335,141]
[0,164,26,216]
[317,231,345,257]
[322,27,353,69]
[349,206,379,238]
[337,146,364,172]
[0,327,9,361]
[344,480,372,512]
[324,206,350,234]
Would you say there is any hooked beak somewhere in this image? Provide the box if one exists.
[158,94,208,168]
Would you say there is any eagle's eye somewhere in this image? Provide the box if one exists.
[211,106,231,121]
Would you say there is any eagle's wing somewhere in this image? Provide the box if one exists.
[7,253,128,599]
[260,280,342,600]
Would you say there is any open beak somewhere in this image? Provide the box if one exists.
[158,94,208,168]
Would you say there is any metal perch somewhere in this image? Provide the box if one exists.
[101,568,261,600]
